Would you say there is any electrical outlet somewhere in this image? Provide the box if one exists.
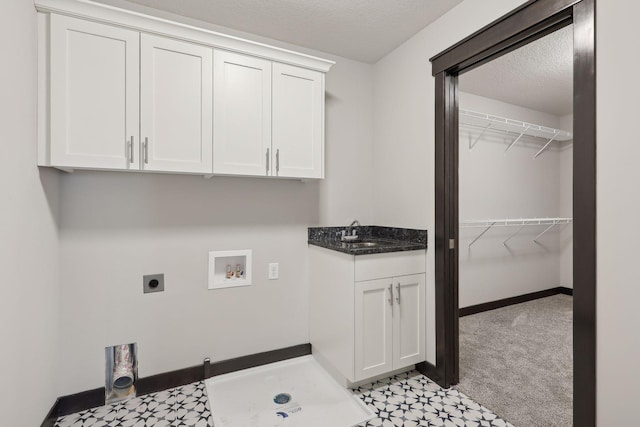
[268,263,279,280]
[143,273,164,293]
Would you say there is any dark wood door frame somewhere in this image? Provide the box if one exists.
[427,0,596,426]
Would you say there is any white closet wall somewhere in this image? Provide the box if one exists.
[558,114,573,289]
[459,92,573,308]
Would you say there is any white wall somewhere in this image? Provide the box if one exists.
[372,0,528,364]
[56,6,375,394]
[373,0,640,422]
[458,92,571,307]
[0,0,60,425]
[9,0,638,424]
[597,2,640,424]
[72,0,377,227]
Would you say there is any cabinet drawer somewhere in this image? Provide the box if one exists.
[354,250,426,282]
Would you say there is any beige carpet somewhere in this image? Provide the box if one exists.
[456,294,573,427]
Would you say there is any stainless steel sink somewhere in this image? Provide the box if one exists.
[347,241,379,248]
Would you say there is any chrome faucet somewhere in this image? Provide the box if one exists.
[341,220,361,241]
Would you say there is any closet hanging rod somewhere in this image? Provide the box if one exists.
[469,120,493,149]
[534,131,559,158]
[461,218,572,248]
[533,223,558,243]
[467,221,496,247]
[503,224,526,245]
[505,125,531,152]
[459,109,573,144]
[460,217,573,228]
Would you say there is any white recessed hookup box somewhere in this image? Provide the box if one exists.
[208,249,252,290]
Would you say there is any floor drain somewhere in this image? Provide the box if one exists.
[273,393,291,404]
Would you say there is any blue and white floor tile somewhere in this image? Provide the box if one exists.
[56,370,513,427]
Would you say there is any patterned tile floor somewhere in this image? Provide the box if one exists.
[353,371,514,427]
[55,382,212,427]
[56,371,513,427]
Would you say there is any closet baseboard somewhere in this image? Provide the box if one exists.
[557,287,573,296]
[459,287,573,317]
[41,343,311,426]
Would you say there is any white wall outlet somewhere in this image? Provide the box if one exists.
[268,263,279,280]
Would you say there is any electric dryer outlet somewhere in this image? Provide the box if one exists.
[143,273,165,293]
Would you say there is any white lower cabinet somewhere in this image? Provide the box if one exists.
[309,247,426,385]
[355,274,426,382]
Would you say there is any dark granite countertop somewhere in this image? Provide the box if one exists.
[308,226,427,255]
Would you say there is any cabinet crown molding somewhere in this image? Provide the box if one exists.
[34,0,335,73]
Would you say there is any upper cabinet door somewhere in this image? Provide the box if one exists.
[272,63,324,179]
[140,34,213,173]
[392,274,426,369]
[50,14,139,170]
[213,51,272,176]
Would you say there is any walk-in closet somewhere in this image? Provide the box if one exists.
[456,25,574,427]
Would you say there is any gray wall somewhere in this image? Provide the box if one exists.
[597,2,640,424]
[372,0,529,365]
[0,0,61,424]
[372,0,640,422]
[55,8,376,394]
[8,0,640,424]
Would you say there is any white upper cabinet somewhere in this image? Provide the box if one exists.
[140,34,213,173]
[213,54,324,179]
[272,63,324,179]
[213,51,272,176]
[50,14,139,170]
[37,0,333,177]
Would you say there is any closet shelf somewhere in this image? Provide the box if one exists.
[460,109,572,157]
[460,217,572,247]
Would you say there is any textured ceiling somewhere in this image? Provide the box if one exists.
[96,0,463,63]
[460,25,573,116]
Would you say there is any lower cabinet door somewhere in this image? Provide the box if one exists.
[393,273,426,369]
[355,278,394,382]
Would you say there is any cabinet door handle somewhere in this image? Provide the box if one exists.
[128,136,134,163]
[266,148,270,175]
[388,284,393,305]
[396,283,401,304]
[276,149,280,175]
[144,137,149,164]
